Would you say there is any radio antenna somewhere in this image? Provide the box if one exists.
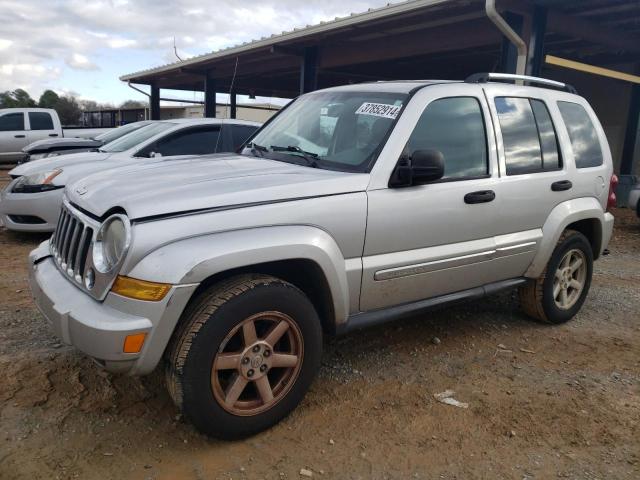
[214,56,238,153]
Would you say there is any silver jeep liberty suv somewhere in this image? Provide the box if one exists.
[29,73,616,439]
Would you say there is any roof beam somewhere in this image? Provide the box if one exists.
[502,0,640,54]
[320,20,500,69]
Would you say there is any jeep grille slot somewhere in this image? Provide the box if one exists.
[50,204,94,285]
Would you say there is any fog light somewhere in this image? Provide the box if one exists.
[111,276,171,301]
[123,333,147,353]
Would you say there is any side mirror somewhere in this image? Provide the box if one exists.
[149,151,162,158]
[389,149,445,187]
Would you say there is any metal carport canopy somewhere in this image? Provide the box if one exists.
[120,0,640,98]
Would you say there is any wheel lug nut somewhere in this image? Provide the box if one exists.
[242,357,249,365]
[260,365,267,372]
[263,349,271,357]
[252,345,260,353]
[247,369,254,377]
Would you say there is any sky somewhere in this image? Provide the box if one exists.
[0,0,393,106]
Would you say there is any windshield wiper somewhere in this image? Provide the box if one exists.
[270,145,319,168]
[247,142,268,158]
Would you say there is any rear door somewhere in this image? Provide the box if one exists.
[27,111,59,144]
[0,112,28,162]
[483,85,572,241]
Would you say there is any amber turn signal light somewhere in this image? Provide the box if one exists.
[111,276,171,301]
[123,333,147,353]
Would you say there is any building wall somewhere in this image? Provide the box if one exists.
[159,104,279,123]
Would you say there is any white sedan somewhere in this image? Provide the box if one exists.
[0,118,260,232]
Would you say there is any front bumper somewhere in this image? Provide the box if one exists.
[0,181,64,232]
[28,242,198,375]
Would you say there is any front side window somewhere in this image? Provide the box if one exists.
[0,113,25,131]
[557,101,603,168]
[28,112,54,130]
[152,126,221,156]
[243,91,407,172]
[101,122,173,153]
[406,97,488,179]
[495,97,561,175]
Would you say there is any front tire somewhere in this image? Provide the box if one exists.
[519,230,593,324]
[166,274,322,439]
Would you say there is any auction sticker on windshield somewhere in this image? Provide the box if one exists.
[355,102,402,119]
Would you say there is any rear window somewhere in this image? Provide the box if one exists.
[495,97,561,175]
[28,112,54,130]
[557,101,603,168]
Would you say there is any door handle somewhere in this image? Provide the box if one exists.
[14,134,25,138]
[551,180,572,191]
[49,133,59,137]
[464,190,496,204]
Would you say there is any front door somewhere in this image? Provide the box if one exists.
[361,87,508,311]
[0,112,28,162]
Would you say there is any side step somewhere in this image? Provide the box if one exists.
[337,278,529,335]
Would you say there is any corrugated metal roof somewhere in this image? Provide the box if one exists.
[120,0,454,81]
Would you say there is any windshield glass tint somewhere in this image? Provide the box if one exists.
[101,122,173,153]
[95,121,151,143]
[244,91,407,171]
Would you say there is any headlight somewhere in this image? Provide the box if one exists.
[92,214,131,273]
[11,169,63,193]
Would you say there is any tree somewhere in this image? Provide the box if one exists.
[55,96,82,125]
[120,100,146,109]
[38,90,60,109]
[0,88,37,107]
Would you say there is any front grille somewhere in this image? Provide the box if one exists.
[50,204,94,285]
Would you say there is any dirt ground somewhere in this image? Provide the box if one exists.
[0,171,638,480]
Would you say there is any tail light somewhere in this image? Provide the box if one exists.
[607,174,618,212]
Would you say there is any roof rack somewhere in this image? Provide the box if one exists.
[465,73,577,94]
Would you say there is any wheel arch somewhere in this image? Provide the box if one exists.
[126,225,351,330]
[525,197,605,278]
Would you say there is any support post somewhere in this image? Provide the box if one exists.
[300,46,319,94]
[150,84,160,120]
[204,74,216,118]
[230,91,237,119]
[526,6,547,77]
[621,84,640,176]
[498,12,524,74]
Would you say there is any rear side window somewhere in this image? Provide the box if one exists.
[0,113,24,131]
[153,126,221,156]
[406,97,488,179]
[231,125,258,150]
[495,97,561,175]
[29,112,54,130]
[557,101,603,168]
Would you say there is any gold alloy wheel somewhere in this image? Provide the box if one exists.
[211,311,304,416]
[553,248,587,310]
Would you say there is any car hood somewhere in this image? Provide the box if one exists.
[23,137,101,153]
[67,154,371,220]
[9,151,121,183]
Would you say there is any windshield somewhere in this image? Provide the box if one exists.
[243,91,407,172]
[100,122,174,153]
[94,121,152,144]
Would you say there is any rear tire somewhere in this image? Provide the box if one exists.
[166,274,322,439]
[519,230,593,324]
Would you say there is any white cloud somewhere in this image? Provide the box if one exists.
[66,53,99,70]
[0,0,391,99]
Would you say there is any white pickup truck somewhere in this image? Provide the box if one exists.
[0,108,110,163]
